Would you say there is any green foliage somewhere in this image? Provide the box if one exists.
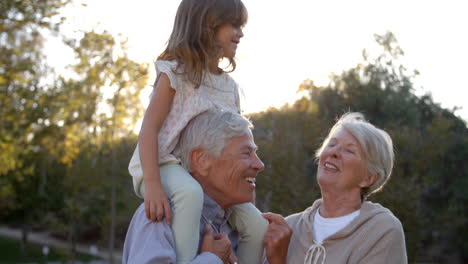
[251,32,467,263]
[0,0,74,247]
[1,1,147,260]
[2,2,465,262]
[0,235,98,262]
[0,0,69,175]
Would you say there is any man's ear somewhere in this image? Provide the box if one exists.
[359,172,378,189]
[190,148,212,177]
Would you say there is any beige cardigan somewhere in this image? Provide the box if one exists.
[285,199,407,264]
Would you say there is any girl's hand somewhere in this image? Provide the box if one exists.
[144,180,172,224]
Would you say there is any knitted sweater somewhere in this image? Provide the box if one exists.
[285,199,407,264]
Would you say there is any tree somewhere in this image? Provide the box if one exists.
[0,0,72,252]
[1,2,149,262]
[60,30,148,262]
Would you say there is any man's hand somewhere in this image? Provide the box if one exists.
[263,213,293,264]
[200,225,232,263]
[229,248,239,264]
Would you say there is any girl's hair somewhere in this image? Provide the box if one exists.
[158,0,248,87]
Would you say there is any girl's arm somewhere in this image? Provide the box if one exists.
[139,73,175,224]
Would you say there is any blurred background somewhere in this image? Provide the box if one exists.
[1,0,466,263]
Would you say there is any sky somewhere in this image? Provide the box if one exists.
[48,0,468,121]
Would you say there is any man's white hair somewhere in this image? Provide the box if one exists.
[173,110,253,172]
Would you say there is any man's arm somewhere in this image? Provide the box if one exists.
[123,204,225,264]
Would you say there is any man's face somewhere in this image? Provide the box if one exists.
[204,132,264,209]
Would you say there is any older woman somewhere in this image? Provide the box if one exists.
[285,112,407,264]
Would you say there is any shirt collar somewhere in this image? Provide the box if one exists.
[202,193,233,224]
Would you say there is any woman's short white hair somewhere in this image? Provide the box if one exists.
[173,110,253,171]
[316,112,394,200]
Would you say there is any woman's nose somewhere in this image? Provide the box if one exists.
[329,145,340,158]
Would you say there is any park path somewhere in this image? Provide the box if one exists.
[0,225,122,263]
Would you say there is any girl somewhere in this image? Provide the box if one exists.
[128,0,268,263]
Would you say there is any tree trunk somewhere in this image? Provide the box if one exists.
[108,145,117,264]
[108,85,122,264]
[20,224,29,256]
[68,220,76,262]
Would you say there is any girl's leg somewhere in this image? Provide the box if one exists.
[141,163,203,264]
[129,144,144,198]
[230,202,268,264]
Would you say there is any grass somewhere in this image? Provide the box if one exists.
[0,236,100,263]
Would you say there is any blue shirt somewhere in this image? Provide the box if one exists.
[122,194,239,264]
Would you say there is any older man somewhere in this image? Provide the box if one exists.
[123,110,291,264]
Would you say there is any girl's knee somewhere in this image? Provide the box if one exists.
[246,214,268,231]
[231,203,268,232]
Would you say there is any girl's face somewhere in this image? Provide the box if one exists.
[215,24,244,59]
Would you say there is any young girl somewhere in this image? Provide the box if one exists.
[128,0,267,263]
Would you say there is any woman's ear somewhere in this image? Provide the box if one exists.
[190,148,212,177]
[359,172,378,189]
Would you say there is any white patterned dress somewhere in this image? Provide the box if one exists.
[128,60,241,197]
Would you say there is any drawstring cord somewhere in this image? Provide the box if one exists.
[304,241,326,264]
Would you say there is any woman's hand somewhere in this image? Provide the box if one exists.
[144,179,172,224]
[262,213,293,264]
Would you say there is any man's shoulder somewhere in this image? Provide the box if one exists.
[130,203,153,226]
[123,203,177,263]
[124,203,175,246]
[128,203,173,232]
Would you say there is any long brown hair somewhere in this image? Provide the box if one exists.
[158,0,248,87]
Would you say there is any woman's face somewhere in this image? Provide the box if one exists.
[317,127,372,195]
